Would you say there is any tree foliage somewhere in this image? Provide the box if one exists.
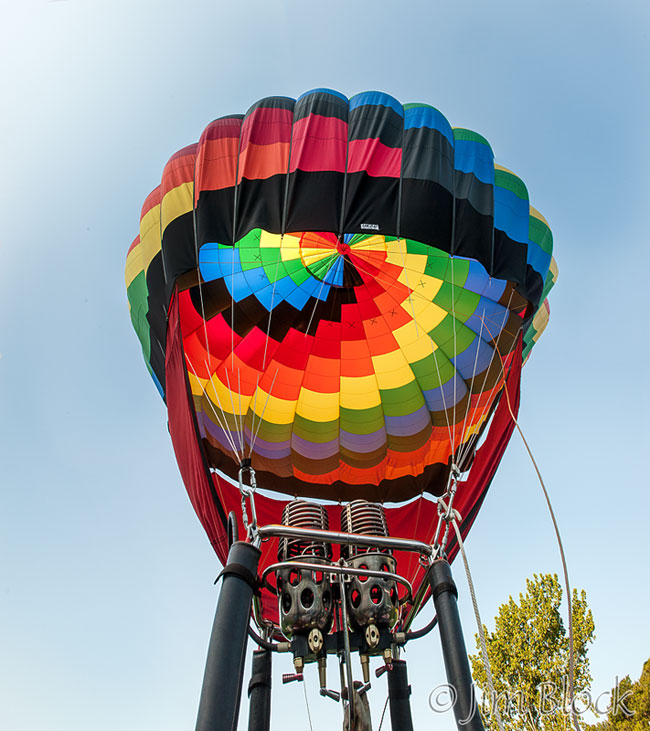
[469,573,595,731]
[587,659,650,731]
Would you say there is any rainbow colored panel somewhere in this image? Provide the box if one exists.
[126,89,557,502]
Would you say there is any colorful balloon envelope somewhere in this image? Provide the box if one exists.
[125,90,556,607]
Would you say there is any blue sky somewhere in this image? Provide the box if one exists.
[1,1,648,729]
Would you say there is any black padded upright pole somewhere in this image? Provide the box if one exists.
[387,658,414,731]
[196,540,262,731]
[429,559,484,731]
[247,649,272,731]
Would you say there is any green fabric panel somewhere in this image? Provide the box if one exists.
[379,381,425,417]
[292,414,340,442]
[340,405,386,434]
[433,281,479,322]
[126,271,151,362]
[529,216,554,255]
[446,257,470,286]
[260,247,283,269]
[429,314,477,354]
[247,417,294,442]
[403,238,431,256]
[424,256,451,280]
[308,254,336,280]
[288,267,311,286]
[282,258,306,278]
[403,102,442,114]
[453,128,492,150]
[495,169,529,201]
[238,244,263,271]
[410,353,445,390]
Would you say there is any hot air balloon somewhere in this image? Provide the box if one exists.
[125,90,555,731]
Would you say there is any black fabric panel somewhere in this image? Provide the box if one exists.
[402,127,454,190]
[454,170,493,217]
[343,172,399,234]
[399,178,453,251]
[196,188,236,246]
[203,439,450,501]
[348,104,403,148]
[453,167,494,266]
[234,175,285,241]
[293,90,348,122]
[492,228,528,286]
[522,266,544,311]
[235,284,359,342]
[189,277,233,321]
[243,96,295,115]
[145,252,168,396]
[162,210,196,299]
[285,170,344,234]
[453,198,494,268]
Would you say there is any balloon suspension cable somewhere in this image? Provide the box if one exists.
[238,459,260,546]
[481,318,580,731]
[431,463,461,560]
[450,516,506,731]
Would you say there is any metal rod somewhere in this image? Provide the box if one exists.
[400,566,432,632]
[260,561,413,604]
[338,573,356,727]
[387,659,414,731]
[429,559,484,731]
[247,649,272,731]
[257,524,433,557]
[195,541,262,731]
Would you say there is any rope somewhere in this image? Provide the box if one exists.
[377,695,389,731]
[450,518,506,731]
[478,313,579,731]
[498,382,580,731]
[302,675,315,731]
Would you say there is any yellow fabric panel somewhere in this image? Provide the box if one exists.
[250,389,297,424]
[397,252,428,284]
[295,388,339,422]
[340,375,381,409]
[125,245,142,288]
[371,350,414,390]
[260,230,283,248]
[161,182,194,233]
[280,232,301,261]
[204,374,253,417]
[405,297,446,334]
[300,247,332,267]
[393,320,436,362]
[350,235,386,253]
[139,204,162,272]
[529,204,550,227]
[384,237,408,267]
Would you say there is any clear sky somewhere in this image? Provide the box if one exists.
[1,1,648,729]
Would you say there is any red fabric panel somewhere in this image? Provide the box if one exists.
[165,293,229,560]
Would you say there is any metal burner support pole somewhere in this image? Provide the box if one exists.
[247,649,272,731]
[196,541,262,731]
[387,659,414,731]
[429,559,484,731]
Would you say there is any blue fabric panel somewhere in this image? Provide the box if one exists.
[349,91,404,117]
[454,139,494,184]
[494,187,530,244]
[404,105,454,145]
[298,88,348,103]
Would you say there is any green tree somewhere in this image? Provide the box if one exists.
[469,573,595,731]
[587,659,650,731]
